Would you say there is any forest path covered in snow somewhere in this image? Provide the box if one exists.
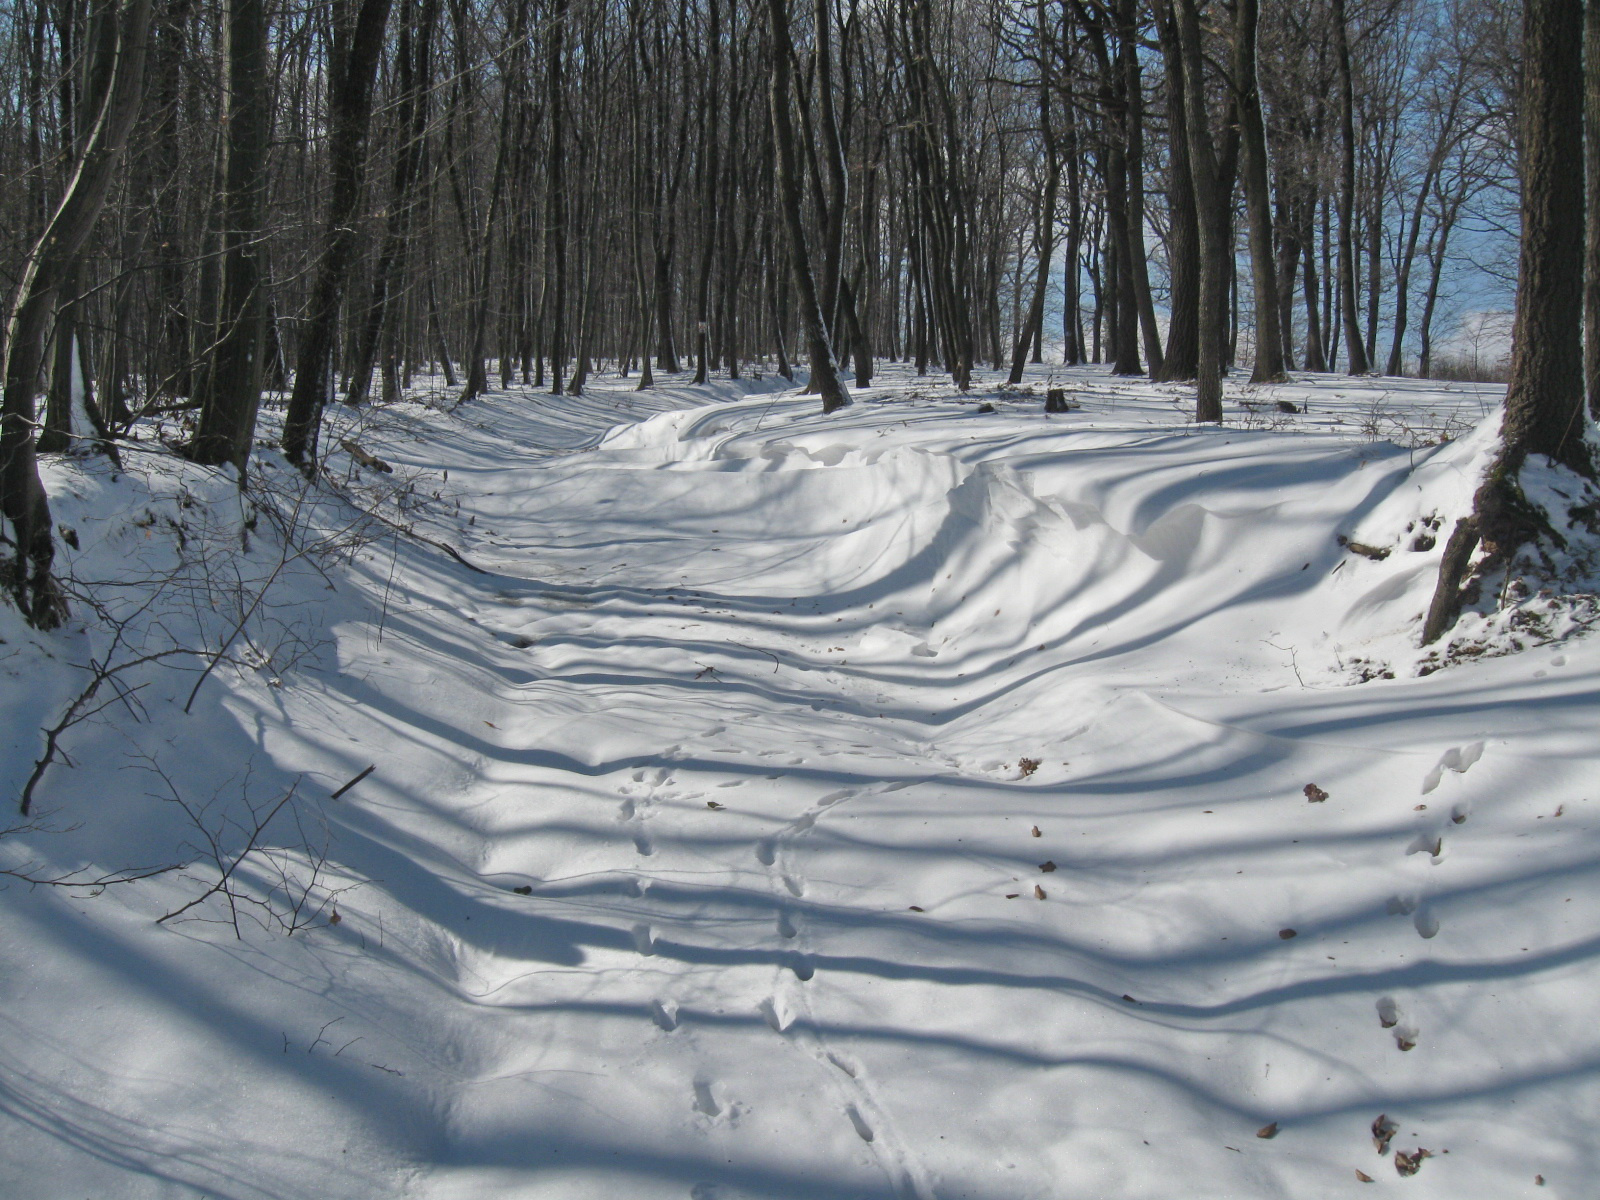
[3,365,1598,1199]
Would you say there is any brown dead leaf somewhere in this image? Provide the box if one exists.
[1030,825,1042,837]
[1005,893,1019,899]
[1394,1148,1432,1177]
[1017,757,1041,778]
[1039,861,1057,873]
[706,801,725,810]
[1355,1169,1374,1183]
[512,885,532,895]
[1256,1123,1278,1139]
[1279,928,1297,939]
[328,909,341,925]
[908,906,925,912]
[1304,784,1329,803]
[1372,1115,1398,1155]
[1033,884,1046,900]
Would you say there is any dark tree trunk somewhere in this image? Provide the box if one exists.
[1332,0,1369,374]
[1425,0,1591,645]
[189,0,269,469]
[3,0,152,627]
[282,0,395,466]
[1153,3,1197,381]
[766,0,848,412]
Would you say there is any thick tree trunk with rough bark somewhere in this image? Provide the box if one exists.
[1424,0,1591,645]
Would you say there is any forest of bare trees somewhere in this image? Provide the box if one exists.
[0,0,1538,625]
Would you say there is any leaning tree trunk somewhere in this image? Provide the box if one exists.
[3,0,153,627]
[1424,0,1590,645]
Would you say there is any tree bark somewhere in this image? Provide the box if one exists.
[3,0,152,626]
[767,0,848,412]
[281,0,395,465]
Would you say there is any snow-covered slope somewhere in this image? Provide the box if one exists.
[2,366,1595,1199]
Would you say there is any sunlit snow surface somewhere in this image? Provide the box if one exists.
[2,365,1596,1199]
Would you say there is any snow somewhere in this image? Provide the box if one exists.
[2,364,1596,1198]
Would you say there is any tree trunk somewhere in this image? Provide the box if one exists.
[1233,0,1283,383]
[3,0,152,626]
[1424,0,1590,645]
[188,0,270,468]
[1332,0,1369,374]
[282,0,395,466]
[766,0,848,412]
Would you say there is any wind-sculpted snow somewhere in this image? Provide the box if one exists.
[2,366,1597,1199]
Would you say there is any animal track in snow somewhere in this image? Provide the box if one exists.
[845,1104,875,1142]
[632,923,656,955]
[759,996,793,1033]
[755,839,777,866]
[777,910,798,939]
[788,954,815,982]
[817,789,853,805]
[781,874,805,897]
[1413,907,1440,939]
[1386,894,1418,916]
[1406,831,1444,859]
[1376,996,1401,1028]
[651,999,679,1031]
[618,797,636,821]
[692,1080,721,1117]
[1421,741,1485,794]
[634,831,656,856]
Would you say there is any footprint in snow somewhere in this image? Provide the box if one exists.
[618,797,636,821]
[1406,831,1444,859]
[1376,996,1401,1028]
[781,874,805,898]
[634,831,656,856]
[755,839,777,866]
[632,923,656,955]
[1386,893,1419,916]
[692,1080,721,1117]
[1421,741,1485,794]
[777,910,798,939]
[845,1104,875,1143]
[759,996,792,1033]
[1413,907,1440,939]
[788,954,815,981]
[817,789,853,806]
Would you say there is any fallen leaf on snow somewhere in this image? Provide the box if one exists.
[1039,861,1057,873]
[512,885,532,895]
[1355,1169,1374,1183]
[1033,884,1046,899]
[1279,928,1297,939]
[1304,784,1329,803]
[1394,1148,1432,1177]
[1030,825,1042,837]
[1371,1115,1397,1155]
[908,906,925,912]
[706,801,725,810]
[1256,1123,1278,1139]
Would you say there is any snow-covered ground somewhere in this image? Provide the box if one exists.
[2,363,1595,1199]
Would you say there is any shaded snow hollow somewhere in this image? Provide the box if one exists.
[2,365,1596,1199]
